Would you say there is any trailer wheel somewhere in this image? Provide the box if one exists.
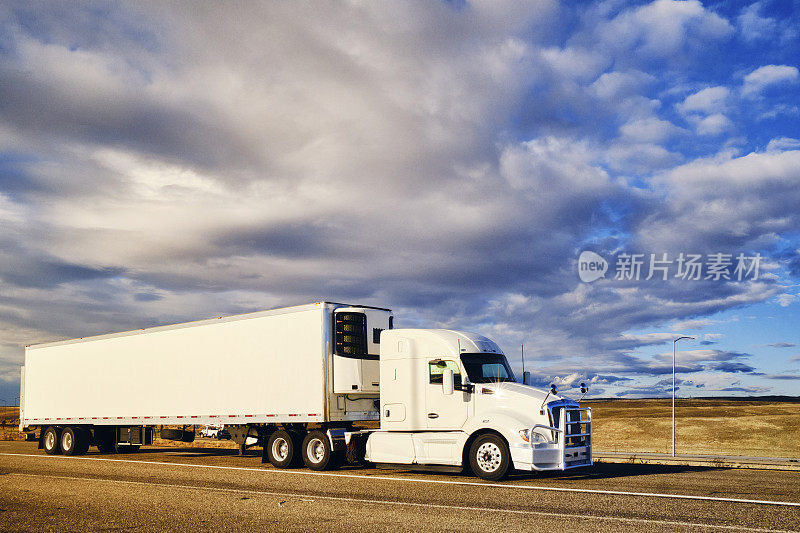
[301,430,337,471]
[267,430,300,468]
[43,426,61,455]
[468,433,510,481]
[60,427,82,456]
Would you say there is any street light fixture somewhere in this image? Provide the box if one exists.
[673,335,695,457]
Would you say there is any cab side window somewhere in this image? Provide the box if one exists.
[428,359,462,386]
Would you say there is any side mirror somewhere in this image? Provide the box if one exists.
[550,384,558,395]
[580,382,588,394]
[523,371,531,385]
[442,369,454,395]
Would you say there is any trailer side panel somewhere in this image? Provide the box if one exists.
[22,306,327,426]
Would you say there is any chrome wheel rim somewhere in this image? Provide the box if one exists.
[45,431,56,450]
[476,442,502,472]
[272,437,289,461]
[62,432,73,451]
[306,438,325,464]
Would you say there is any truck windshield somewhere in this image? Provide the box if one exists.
[460,353,516,383]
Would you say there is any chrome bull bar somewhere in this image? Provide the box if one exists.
[529,406,592,470]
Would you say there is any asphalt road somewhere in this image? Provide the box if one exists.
[0,441,798,532]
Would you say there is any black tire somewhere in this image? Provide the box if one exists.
[468,433,511,481]
[60,427,80,456]
[267,430,300,468]
[95,428,116,454]
[301,430,336,471]
[43,426,61,455]
[75,428,91,455]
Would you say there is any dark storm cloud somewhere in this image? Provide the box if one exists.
[215,224,342,259]
[708,361,757,373]
[0,244,124,289]
[0,63,249,170]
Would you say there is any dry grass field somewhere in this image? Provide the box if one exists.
[584,398,800,458]
[0,406,24,442]
[3,399,799,458]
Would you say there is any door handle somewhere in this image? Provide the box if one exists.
[427,413,439,419]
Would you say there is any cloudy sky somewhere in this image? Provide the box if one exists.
[1,0,799,401]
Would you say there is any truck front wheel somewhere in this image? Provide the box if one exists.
[469,433,511,481]
[43,426,61,455]
[267,430,300,468]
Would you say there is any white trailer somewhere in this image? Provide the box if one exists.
[21,302,391,466]
[21,302,592,480]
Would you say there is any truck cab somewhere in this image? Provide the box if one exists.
[364,329,592,480]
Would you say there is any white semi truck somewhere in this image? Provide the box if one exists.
[20,302,591,480]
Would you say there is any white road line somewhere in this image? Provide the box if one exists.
[6,472,793,533]
[2,452,799,508]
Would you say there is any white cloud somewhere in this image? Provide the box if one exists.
[596,0,733,60]
[677,86,730,115]
[540,46,608,83]
[743,65,799,97]
[499,136,611,197]
[606,142,682,174]
[672,318,715,330]
[737,2,777,43]
[693,113,734,136]
[590,70,655,101]
[641,150,800,253]
[776,293,797,307]
[619,117,685,143]
[766,137,800,152]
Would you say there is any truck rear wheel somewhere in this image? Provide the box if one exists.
[60,427,89,456]
[267,430,300,468]
[302,430,337,471]
[469,433,511,481]
[43,426,61,455]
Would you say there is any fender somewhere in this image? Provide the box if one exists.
[461,410,533,447]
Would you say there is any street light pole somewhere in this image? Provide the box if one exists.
[672,335,695,457]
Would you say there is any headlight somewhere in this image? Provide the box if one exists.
[519,429,544,443]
